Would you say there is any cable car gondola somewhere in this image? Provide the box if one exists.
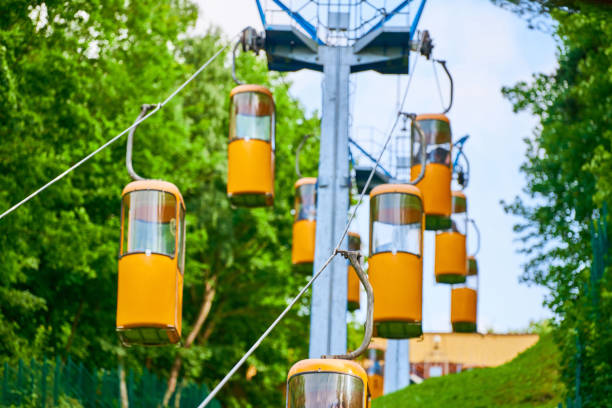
[451,217,481,333]
[227,84,276,207]
[368,117,427,339]
[347,232,361,311]
[286,251,373,408]
[434,191,467,284]
[286,359,369,407]
[292,177,317,266]
[451,286,477,333]
[116,105,186,346]
[369,184,424,339]
[410,114,452,231]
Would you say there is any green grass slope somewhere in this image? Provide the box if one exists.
[374,334,563,408]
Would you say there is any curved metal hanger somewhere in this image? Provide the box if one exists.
[324,250,373,360]
[295,134,313,178]
[468,218,481,257]
[126,104,158,181]
[452,135,471,190]
[434,59,454,114]
[402,112,428,185]
[231,40,245,86]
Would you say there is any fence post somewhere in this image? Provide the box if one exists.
[2,362,8,405]
[78,362,84,401]
[41,359,48,408]
[53,356,60,406]
[127,369,134,408]
[17,359,23,404]
[30,358,36,398]
[65,357,71,399]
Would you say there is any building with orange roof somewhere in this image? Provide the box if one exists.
[362,333,539,384]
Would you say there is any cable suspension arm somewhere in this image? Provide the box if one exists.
[435,59,454,114]
[324,250,373,360]
[469,218,481,257]
[126,104,158,181]
[295,134,313,178]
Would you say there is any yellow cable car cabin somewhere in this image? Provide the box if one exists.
[286,359,370,408]
[292,177,317,266]
[347,232,361,311]
[410,114,452,231]
[366,347,384,400]
[467,255,478,276]
[434,191,467,284]
[227,85,275,207]
[451,287,477,333]
[369,184,424,339]
[117,180,186,346]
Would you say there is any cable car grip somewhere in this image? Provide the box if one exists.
[323,249,373,361]
[411,30,434,60]
[232,27,266,85]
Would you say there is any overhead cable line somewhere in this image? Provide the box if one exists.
[197,50,424,408]
[0,36,235,222]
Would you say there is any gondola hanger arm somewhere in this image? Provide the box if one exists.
[126,104,158,181]
[434,59,454,114]
[295,134,313,178]
[468,218,481,257]
[399,112,427,185]
[323,250,373,360]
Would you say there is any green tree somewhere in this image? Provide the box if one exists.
[0,2,320,406]
[0,0,198,366]
[500,4,612,406]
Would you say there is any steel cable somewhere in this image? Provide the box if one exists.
[0,36,234,222]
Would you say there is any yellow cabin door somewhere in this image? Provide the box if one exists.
[369,252,423,338]
[227,139,274,205]
[117,254,181,344]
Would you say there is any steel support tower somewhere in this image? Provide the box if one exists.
[255,0,428,393]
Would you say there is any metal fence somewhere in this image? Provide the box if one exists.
[1,356,220,408]
[558,206,609,408]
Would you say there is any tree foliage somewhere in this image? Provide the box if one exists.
[0,1,319,406]
[500,4,612,406]
[489,0,608,30]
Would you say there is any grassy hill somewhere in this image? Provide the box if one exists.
[373,334,563,408]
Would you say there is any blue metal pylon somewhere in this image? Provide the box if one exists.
[251,0,430,394]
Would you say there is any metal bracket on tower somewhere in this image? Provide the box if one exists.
[410,29,434,59]
[240,27,266,54]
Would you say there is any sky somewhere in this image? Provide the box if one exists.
[194,0,559,333]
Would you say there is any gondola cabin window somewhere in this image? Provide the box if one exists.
[230,91,274,143]
[287,372,364,408]
[121,190,177,257]
[370,193,422,256]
